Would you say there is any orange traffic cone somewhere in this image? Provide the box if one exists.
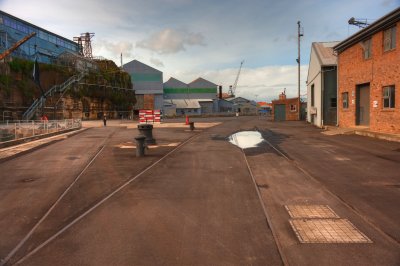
[185,115,189,125]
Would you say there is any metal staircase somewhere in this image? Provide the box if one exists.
[22,71,87,120]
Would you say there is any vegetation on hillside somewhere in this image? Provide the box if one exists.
[0,57,135,110]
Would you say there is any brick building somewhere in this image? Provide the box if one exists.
[272,92,300,121]
[334,8,400,133]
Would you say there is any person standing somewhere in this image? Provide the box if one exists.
[103,114,107,126]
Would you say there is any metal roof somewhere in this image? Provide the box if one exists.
[123,59,162,74]
[164,77,188,88]
[188,77,218,88]
[334,7,400,53]
[312,42,339,66]
[164,99,201,109]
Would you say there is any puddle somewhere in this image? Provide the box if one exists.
[229,131,265,149]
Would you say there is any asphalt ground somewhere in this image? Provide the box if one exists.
[241,119,400,266]
[0,117,399,265]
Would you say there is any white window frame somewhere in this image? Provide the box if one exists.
[383,86,395,108]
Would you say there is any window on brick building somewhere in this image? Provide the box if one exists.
[383,86,395,108]
[342,92,349,109]
[383,26,396,51]
[290,104,297,112]
[362,38,372,59]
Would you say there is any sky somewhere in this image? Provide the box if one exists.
[1,0,399,101]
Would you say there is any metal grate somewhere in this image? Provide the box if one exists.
[289,219,372,244]
[285,205,339,219]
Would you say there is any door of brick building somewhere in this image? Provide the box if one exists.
[356,84,370,126]
[274,104,286,121]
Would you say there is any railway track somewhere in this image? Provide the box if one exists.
[1,129,200,266]
[244,126,400,265]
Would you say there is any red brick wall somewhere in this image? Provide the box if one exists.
[272,97,299,121]
[337,21,400,133]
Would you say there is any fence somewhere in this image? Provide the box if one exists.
[0,119,82,143]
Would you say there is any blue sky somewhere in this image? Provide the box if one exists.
[1,0,399,101]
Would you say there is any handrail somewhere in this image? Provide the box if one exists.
[22,71,87,120]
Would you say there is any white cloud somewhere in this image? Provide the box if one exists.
[95,40,134,58]
[136,28,205,54]
[150,58,164,67]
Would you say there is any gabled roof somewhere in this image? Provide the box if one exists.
[123,59,162,74]
[188,77,218,88]
[218,98,234,104]
[164,77,187,88]
[312,42,339,66]
[334,7,400,53]
[227,96,250,103]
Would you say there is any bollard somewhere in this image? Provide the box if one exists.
[134,135,146,157]
[137,124,156,144]
[189,121,195,131]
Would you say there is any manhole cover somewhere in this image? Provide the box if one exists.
[289,219,372,243]
[285,205,339,219]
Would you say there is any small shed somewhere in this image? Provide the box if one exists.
[272,92,300,121]
[306,42,339,127]
[227,97,257,115]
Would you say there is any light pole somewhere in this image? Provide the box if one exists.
[297,21,303,120]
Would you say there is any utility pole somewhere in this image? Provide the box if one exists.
[297,21,303,120]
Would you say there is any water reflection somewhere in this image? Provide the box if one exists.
[229,131,265,149]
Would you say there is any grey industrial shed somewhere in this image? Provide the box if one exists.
[123,60,164,111]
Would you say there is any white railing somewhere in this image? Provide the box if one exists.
[0,119,82,143]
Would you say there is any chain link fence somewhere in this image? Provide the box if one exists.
[0,119,82,143]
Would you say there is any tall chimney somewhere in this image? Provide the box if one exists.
[219,85,222,99]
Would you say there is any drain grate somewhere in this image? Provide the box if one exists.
[289,218,372,244]
[285,205,339,219]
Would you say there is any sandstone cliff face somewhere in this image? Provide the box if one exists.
[0,58,135,120]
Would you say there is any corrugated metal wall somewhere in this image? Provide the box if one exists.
[123,60,164,110]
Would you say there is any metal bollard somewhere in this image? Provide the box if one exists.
[189,121,195,131]
[134,135,146,157]
[137,124,156,144]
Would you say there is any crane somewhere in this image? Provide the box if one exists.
[228,60,244,97]
[0,32,36,61]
